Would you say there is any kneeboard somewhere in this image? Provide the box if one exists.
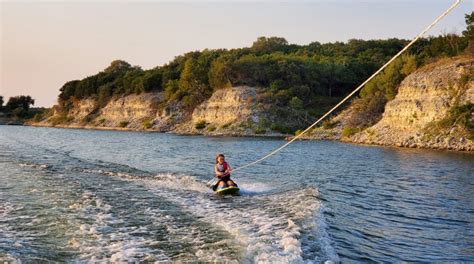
[215,186,240,195]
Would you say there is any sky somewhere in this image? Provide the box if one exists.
[1,0,473,107]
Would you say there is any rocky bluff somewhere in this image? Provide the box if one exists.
[36,56,473,151]
[349,56,473,151]
[38,86,270,136]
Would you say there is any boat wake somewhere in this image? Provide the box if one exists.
[88,169,340,263]
[1,141,339,263]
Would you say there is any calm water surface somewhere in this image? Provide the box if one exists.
[0,126,473,263]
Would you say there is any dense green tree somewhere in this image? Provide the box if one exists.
[164,80,180,101]
[209,55,233,89]
[56,22,472,119]
[141,69,163,92]
[59,80,80,102]
[361,55,416,100]
[97,83,114,106]
[463,12,474,40]
[463,12,474,54]
[345,55,419,129]
[289,96,304,109]
[57,38,413,105]
[105,60,132,73]
[251,36,288,54]
[178,57,210,107]
[6,95,35,111]
[169,50,219,107]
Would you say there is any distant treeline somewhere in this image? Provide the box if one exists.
[58,12,473,117]
[0,95,43,120]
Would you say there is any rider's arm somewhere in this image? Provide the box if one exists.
[214,164,222,178]
[225,164,232,175]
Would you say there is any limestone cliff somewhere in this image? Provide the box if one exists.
[349,56,473,151]
[34,56,473,151]
[38,86,271,135]
[42,93,166,130]
[174,86,268,135]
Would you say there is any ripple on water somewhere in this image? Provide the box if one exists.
[1,126,473,262]
[113,172,340,263]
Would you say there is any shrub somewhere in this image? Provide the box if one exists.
[270,123,291,134]
[208,125,216,131]
[253,126,266,134]
[142,119,153,129]
[322,120,338,129]
[83,115,93,123]
[51,113,73,126]
[341,127,360,137]
[258,118,270,128]
[195,120,207,129]
[321,120,339,129]
[239,121,253,129]
[289,96,304,109]
[459,72,471,88]
[11,107,28,119]
[294,129,304,136]
[436,103,474,140]
[119,121,129,128]
[32,113,43,122]
[221,122,232,129]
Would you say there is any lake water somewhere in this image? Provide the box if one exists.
[1,126,473,263]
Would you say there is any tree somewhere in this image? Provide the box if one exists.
[463,12,474,54]
[177,54,214,107]
[59,80,80,102]
[141,70,163,92]
[164,80,180,101]
[209,56,232,89]
[251,36,288,54]
[289,96,303,109]
[0,96,3,110]
[6,96,35,111]
[97,84,114,106]
[104,60,132,73]
[463,12,474,40]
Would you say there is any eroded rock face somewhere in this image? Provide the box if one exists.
[42,93,164,130]
[174,86,263,135]
[192,86,259,125]
[376,59,471,131]
[35,56,473,151]
[98,93,162,128]
[41,87,265,134]
[69,98,96,120]
[351,56,474,151]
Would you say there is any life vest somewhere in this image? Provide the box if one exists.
[216,161,229,174]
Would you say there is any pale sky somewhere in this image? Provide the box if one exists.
[1,0,473,107]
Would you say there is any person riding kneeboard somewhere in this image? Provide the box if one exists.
[214,154,237,191]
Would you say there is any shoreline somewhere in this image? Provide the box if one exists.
[26,122,289,139]
[19,123,474,153]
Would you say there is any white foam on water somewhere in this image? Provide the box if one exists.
[150,173,208,193]
[251,187,339,263]
[66,190,168,262]
[0,254,22,264]
[81,169,136,179]
[0,202,22,218]
[143,205,239,262]
[111,173,340,263]
[18,162,50,170]
[75,170,339,262]
[0,202,32,253]
[314,207,340,263]
[236,181,275,195]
